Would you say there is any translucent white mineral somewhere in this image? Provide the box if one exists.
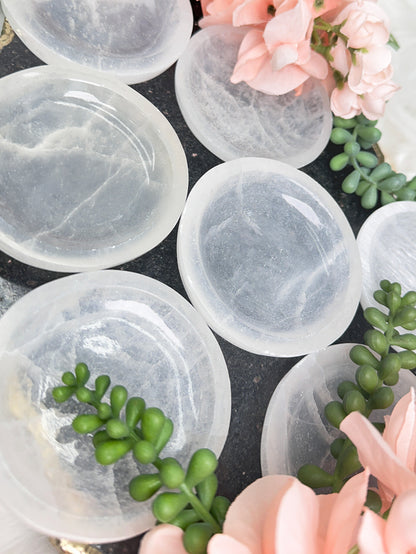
[0,271,230,542]
[175,25,333,167]
[177,158,362,357]
[1,0,193,83]
[0,65,188,272]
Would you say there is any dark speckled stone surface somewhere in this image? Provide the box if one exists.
[0,3,373,553]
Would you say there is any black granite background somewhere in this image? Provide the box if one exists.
[0,3,374,553]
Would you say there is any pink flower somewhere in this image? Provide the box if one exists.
[328,44,398,120]
[231,0,328,95]
[330,78,398,120]
[357,489,416,554]
[340,388,416,508]
[207,472,368,553]
[330,0,390,49]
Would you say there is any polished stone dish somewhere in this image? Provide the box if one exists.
[357,201,416,329]
[0,271,231,542]
[260,343,416,477]
[177,157,362,357]
[1,0,193,83]
[0,65,188,272]
[175,25,333,167]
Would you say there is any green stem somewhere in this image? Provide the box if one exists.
[332,439,351,492]
[347,546,360,554]
[179,482,222,533]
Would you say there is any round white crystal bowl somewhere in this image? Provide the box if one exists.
[0,271,231,542]
[261,343,416,477]
[177,157,362,357]
[357,201,416,311]
[1,0,194,84]
[0,65,188,272]
[175,25,332,167]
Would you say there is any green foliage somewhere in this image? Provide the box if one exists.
[330,115,415,208]
[298,280,416,492]
[52,363,226,554]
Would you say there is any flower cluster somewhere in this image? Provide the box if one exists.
[199,0,399,120]
[139,388,416,553]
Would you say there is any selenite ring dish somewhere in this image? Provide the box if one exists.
[177,158,362,357]
[0,270,231,542]
[175,25,333,168]
[260,343,416,477]
[0,65,188,272]
[1,0,193,84]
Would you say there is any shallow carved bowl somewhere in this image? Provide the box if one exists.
[0,65,188,272]
[177,157,362,357]
[0,271,231,542]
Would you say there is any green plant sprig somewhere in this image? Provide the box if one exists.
[298,280,416,498]
[329,115,416,209]
[52,366,230,554]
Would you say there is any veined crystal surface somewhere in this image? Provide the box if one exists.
[175,25,332,167]
[0,66,188,272]
[177,158,362,357]
[0,271,230,542]
[1,0,193,83]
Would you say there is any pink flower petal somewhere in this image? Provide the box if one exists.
[264,1,313,48]
[267,477,319,554]
[300,49,328,79]
[316,493,338,548]
[383,388,416,472]
[139,524,187,554]
[323,470,369,554]
[199,0,245,27]
[340,412,416,497]
[362,47,392,75]
[230,29,269,83]
[330,41,351,76]
[357,509,388,554]
[271,44,299,71]
[237,28,269,61]
[233,0,271,26]
[385,488,416,552]
[246,62,311,95]
[200,0,211,14]
[208,534,252,554]
[360,95,388,121]
[222,475,296,554]
[330,85,360,119]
